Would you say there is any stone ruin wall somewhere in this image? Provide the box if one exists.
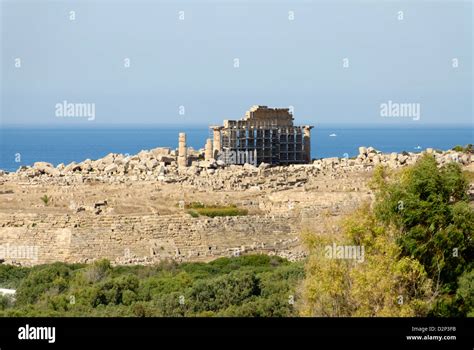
[0,213,306,266]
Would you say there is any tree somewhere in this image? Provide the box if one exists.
[301,205,433,317]
[302,154,473,316]
[371,155,473,306]
[455,269,474,316]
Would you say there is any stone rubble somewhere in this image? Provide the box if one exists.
[1,147,472,192]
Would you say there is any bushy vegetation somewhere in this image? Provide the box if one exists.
[302,154,473,317]
[40,194,51,206]
[186,202,248,218]
[452,144,473,153]
[0,255,303,317]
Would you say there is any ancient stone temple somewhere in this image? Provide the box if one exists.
[210,105,313,165]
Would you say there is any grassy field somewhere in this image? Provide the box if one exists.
[186,202,249,218]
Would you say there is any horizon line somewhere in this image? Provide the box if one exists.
[1,122,473,129]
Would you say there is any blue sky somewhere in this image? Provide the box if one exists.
[1,0,472,126]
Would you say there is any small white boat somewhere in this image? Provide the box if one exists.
[329,133,337,137]
[414,145,422,150]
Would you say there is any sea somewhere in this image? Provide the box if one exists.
[0,125,472,172]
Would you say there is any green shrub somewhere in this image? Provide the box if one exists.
[0,255,304,317]
[455,269,474,316]
[82,259,112,284]
[0,294,14,310]
[373,155,473,293]
[40,194,51,206]
[185,202,248,217]
[92,274,140,307]
[452,144,473,153]
[188,210,199,218]
[0,265,30,289]
[186,202,205,209]
[187,270,260,313]
[372,155,472,316]
[16,263,74,305]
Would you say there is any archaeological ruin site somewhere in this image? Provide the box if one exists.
[209,105,313,166]
[0,106,472,267]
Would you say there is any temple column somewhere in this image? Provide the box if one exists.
[211,127,222,159]
[178,132,187,168]
[303,126,313,163]
[205,138,213,161]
